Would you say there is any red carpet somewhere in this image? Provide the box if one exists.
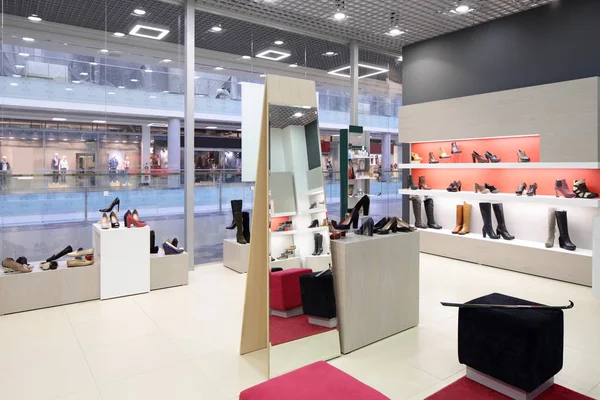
[269,314,336,346]
[426,377,592,399]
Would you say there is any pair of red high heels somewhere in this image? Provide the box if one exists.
[124,209,147,228]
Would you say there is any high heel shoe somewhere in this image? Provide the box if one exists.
[439,147,451,159]
[517,150,530,163]
[474,183,490,194]
[110,211,120,228]
[373,217,389,233]
[515,182,527,196]
[100,212,110,229]
[308,219,319,228]
[485,151,501,163]
[555,179,576,198]
[573,179,598,198]
[124,210,132,227]
[354,217,374,236]
[395,218,415,232]
[447,181,462,192]
[526,183,538,196]
[429,152,439,164]
[100,197,120,212]
[406,175,418,190]
[328,222,342,239]
[127,212,147,227]
[133,209,146,225]
[377,217,398,235]
[336,195,370,230]
[411,152,422,163]
[484,183,499,193]
[471,151,488,163]
[451,142,461,154]
[418,176,431,190]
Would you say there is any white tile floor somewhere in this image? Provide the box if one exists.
[1,254,599,400]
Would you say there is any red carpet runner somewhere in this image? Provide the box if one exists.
[269,315,336,346]
[426,377,592,399]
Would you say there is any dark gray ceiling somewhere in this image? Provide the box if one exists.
[2,0,555,84]
[269,105,318,129]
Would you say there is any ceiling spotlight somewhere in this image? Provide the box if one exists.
[194,76,199,79]
[242,55,251,60]
[22,37,35,42]
[129,23,170,40]
[12,74,21,78]
[214,66,224,71]
[205,126,218,129]
[259,74,266,77]
[72,80,81,84]
[80,72,89,76]
[288,63,298,68]
[274,40,284,45]
[19,53,30,57]
[255,46,291,61]
[65,88,73,91]
[100,49,109,53]
[113,32,126,37]
[145,68,153,72]
[385,28,405,37]
[130,78,139,82]
[90,62,98,66]
[333,12,346,20]
[293,112,303,117]
[10,83,18,87]
[108,91,115,95]
[398,55,403,61]
[15,65,25,69]
[328,63,389,79]
[52,118,67,121]
[210,25,223,33]
[118,85,126,89]
[93,120,106,124]
[325,51,335,56]
[133,8,146,15]
[28,15,42,22]
[452,4,473,14]
[161,59,172,63]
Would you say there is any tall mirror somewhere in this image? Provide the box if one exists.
[268,103,340,376]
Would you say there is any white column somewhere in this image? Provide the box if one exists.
[184,0,195,270]
[141,124,151,169]
[349,42,359,126]
[382,133,391,182]
[168,117,181,171]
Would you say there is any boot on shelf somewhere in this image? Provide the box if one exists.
[317,234,323,255]
[242,212,251,244]
[492,203,515,240]
[226,200,243,229]
[312,233,319,256]
[479,202,500,239]
[409,196,427,229]
[545,207,557,248]
[46,245,74,263]
[234,212,247,244]
[418,176,431,190]
[573,179,598,198]
[424,198,441,229]
[556,210,576,251]
[429,152,439,164]
[458,202,472,235]
[439,147,451,159]
[150,230,159,254]
[451,142,462,154]
[452,205,463,234]
[407,175,418,190]
[555,179,575,198]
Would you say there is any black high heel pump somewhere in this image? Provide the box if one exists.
[100,197,120,212]
[354,217,374,236]
[110,211,120,228]
[335,195,370,230]
[377,217,398,235]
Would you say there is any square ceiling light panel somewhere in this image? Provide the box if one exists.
[328,63,389,79]
[129,23,170,40]
[255,46,291,61]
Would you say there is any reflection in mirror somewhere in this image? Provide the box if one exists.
[268,103,340,376]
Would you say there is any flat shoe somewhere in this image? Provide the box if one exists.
[67,259,94,268]
[2,258,32,273]
[67,248,94,257]
[40,261,58,271]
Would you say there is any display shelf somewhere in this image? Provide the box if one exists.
[307,188,324,196]
[0,260,96,276]
[271,256,300,264]
[270,211,297,218]
[271,230,298,236]
[303,226,329,233]
[299,207,327,215]
[399,189,600,208]
[417,228,592,257]
[349,156,371,160]
[397,162,599,170]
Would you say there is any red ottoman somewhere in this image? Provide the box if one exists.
[240,361,389,400]
[270,268,312,318]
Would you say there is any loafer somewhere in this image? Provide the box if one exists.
[67,248,94,258]
[40,261,58,271]
[67,259,94,268]
[2,258,32,273]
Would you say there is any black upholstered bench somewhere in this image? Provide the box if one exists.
[458,293,564,399]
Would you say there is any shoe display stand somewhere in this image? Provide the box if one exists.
[331,232,420,354]
[223,238,250,273]
[398,77,600,287]
[150,250,189,290]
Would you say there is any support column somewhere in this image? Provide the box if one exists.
[141,124,151,170]
[184,0,195,270]
[382,133,391,182]
[349,42,359,126]
[168,118,181,188]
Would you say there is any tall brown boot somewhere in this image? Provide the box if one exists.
[458,202,472,235]
[234,212,247,244]
[418,176,431,190]
[452,205,463,234]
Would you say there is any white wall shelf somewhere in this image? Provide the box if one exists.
[303,226,329,233]
[399,189,600,208]
[307,188,324,196]
[299,207,327,215]
[270,211,297,218]
[397,162,599,170]
[271,230,298,237]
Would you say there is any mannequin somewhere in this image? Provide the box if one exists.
[108,156,119,182]
[51,153,60,184]
[0,156,11,189]
[160,148,168,169]
[123,156,131,186]
[59,155,68,184]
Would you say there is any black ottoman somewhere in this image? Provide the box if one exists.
[458,293,564,395]
[299,270,337,327]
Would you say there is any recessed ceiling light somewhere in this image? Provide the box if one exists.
[259,74,266,77]
[274,40,284,45]
[22,37,35,42]
[161,59,172,63]
[52,118,67,121]
[255,46,291,61]
[90,62,98,66]
[205,126,218,129]
[242,55,251,59]
[133,8,146,15]
[65,88,73,91]
[210,25,223,33]
[80,72,89,76]
[288,63,298,67]
[302,106,311,109]
[194,76,199,79]
[162,90,169,93]
[100,49,109,53]
[147,123,168,127]
[214,66,224,71]
[19,53,29,57]
[129,23,170,40]
[113,32,126,37]
[108,91,115,95]
[385,28,405,37]
[451,5,473,14]
[10,83,18,87]
[93,120,106,124]
[72,80,81,84]
[28,15,42,22]
[130,78,139,82]
[118,86,125,89]
[12,74,21,78]
[325,51,335,56]
[293,112,303,117]
[328,63,389,79]
[398,55,403,61]
[15,65,25,69]
[333,12,346,20]
[149,95,157,99]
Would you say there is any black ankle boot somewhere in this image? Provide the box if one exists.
[242,212,251,244]
[406,175,418,190]
[312,233,320,256]
[355,217,374,236]
[226,200,243,230]
[424,198,441,229]
[479,202,500,239]
[492,203,514,240]
[556,210,576,251]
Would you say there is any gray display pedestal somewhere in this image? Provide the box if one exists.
[223,238,250,273]
[151,251,189,290]
[331,232,420,354]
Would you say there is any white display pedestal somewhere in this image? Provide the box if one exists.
[223,238,250,273]
[93,224,150,300]
[150,251,189,290]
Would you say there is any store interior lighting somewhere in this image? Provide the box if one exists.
[133,8,146,16]
[385,28,405,37]
[333,12,346,20]
[113,32,126,37]
[451,4,474,14]
[19,53,30,57]
[99,49,109,53]
[210,25,223,33]
[22,37,35,42]
[52,118,67,121]
[129,23,170,40]
[274,40,284,45]
[15,65,25,69]
[328,63,389,79]
[28,14,42,22]
[255,46,291,61]
[93,120,106,124]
